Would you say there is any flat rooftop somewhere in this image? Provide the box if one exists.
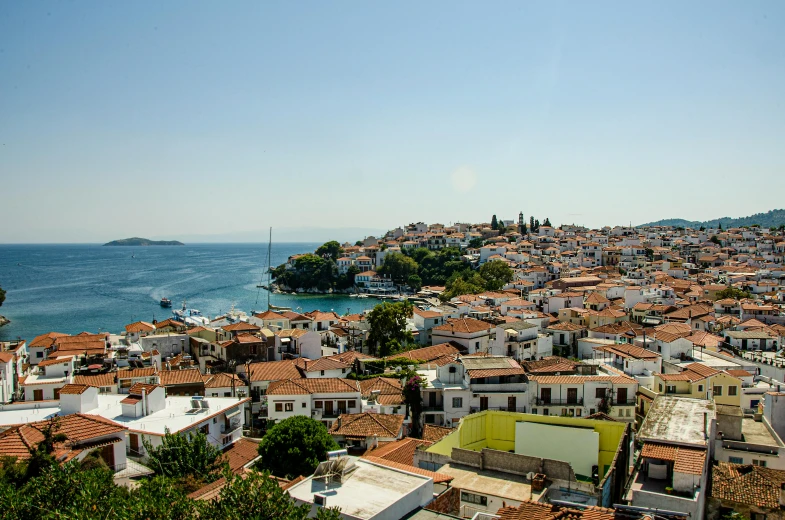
[438,463,532,502]
[672,350,744,371]
[80,394,247,436]
[0,402,60,429]
[742,418,780,447]
[638,395,714,448]
[287,458,431,519]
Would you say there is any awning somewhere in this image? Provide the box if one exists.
[281,338,291,343]
[224,407,242,419]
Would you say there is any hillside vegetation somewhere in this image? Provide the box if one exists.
[639,209,785,229]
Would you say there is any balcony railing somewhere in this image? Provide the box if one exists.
[611,398,637,406]
[422,404,445,412]
[534,398,583,406]
[470,406,527,413]
[221,423,242,436]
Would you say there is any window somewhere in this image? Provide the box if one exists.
[713,386,723,396]
[37,351,43,358]
[302,402,306,408]
[666,386,676,394]
[729,457,743,464]
[532,408,537,415]
[224,392,231,397]
[576,409,581,417]
[543,409,549,416]
[729,386,738,396]
[626,409,631,417]
[452,397,463,408]
[461,492,487,506]
[200,424,209,434]
[475,341,480,351]
[753,459,767,467]
[658,384,663,392]
[590,408,596,415]
[320,370,325,376]
[315,401,323,408]
[750,513,767,520]
[342,368,346,374]
[698,384,703,392]
[595,388,606,398]
[275,403,283,412]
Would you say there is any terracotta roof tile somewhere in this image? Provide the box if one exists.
[267,378,360,396]
[422,424,455,443]
[329,413,403,438]
[247,360,303,382]
[711,462,785,509]
[389,343,462,362]
[158,369,204,386]
[73,372,116,388]
[58,384,90,395]
[363,437,431,465]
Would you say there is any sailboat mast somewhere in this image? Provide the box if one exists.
[267,227,272,310]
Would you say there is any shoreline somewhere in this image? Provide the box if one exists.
[0,316,9,328]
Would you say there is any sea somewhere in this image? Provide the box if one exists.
[0,243,376,342]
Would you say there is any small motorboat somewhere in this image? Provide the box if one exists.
[160,297,173,308]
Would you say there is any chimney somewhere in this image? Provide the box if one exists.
[141,388,147,417]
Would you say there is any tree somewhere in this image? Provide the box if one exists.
[490,215,498,230]
[699,226,706,231]
[354,240,363,246]
[534,219,540,232]
[367,301,414,356]
[529,216,535,233]
[314,241,344,262]
[543,217,551,227]
[0,285,5,307]
[407,274,423,292]
[468,237,484,249]
[478,260,514,291]
[377,252,418,285]
[715,287,752,300]
[709,235,721,245]
[520,221,527,234]
[24,418,67,481]
[440,271,486,301]
[197,468,341,520]
[257,416,339,478]
[403,375,427,439]
[143,429,223,484]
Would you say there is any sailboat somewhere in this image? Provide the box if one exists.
[254,228,292,313]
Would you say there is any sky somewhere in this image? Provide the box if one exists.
[1,1,784,243]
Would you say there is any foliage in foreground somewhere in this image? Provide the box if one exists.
[0,461,341,520]
[257,416,340,479]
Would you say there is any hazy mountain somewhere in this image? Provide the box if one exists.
[639,209,785,229]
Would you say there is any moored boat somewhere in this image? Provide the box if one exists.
[160,297,172,307]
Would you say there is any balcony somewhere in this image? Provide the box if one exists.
[471,383,527,393]
[422,404,445,412]
[534,398,583,406]
[470,406,527,413]
[611,398,637,406]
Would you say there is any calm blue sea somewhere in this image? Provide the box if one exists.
[0,243,375,342]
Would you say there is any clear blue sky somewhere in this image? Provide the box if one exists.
[1,1,783,242]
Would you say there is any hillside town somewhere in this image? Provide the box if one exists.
[2,216,785,519]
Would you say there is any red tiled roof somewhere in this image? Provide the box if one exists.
[247,360,303,382]
[711,462,785,509]
[158,369,204,386]
[422,424,455,443]
[330,413,403,438]
[432,318,492,334]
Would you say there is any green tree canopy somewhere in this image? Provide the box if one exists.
[478,260,514,291]
[367,300,414,356]
[143,429,223,483]
[468,237,484,249]
[378,252,418,284]
[709,235,721,245]
[490,215,498,230]
[257,416,339,478]
[543,217,551,227]
[315,241,344,261]
[715,287,752,300]
[407,274,423,292]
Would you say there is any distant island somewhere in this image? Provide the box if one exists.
[103,237,184,246]
[639,209,785,230]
